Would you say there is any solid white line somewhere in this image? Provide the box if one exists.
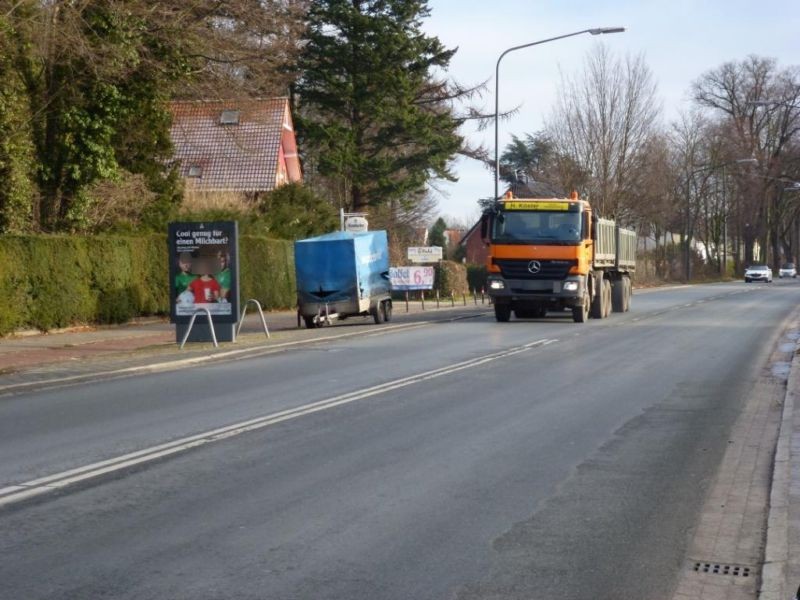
[0,311,491,396]
[0,337,557,508]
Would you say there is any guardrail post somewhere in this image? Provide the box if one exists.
[179,308,218,349]
[405,291,410,313]
[436,289,440,308]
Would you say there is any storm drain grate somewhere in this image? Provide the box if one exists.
[693,562,751,577]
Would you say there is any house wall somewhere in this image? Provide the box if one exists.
[462,226,489,266]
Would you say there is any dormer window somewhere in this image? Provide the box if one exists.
[187,165,203,178]
[219,109,240,125]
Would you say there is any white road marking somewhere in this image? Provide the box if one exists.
[0,311,491,396]
[0,338,557,508]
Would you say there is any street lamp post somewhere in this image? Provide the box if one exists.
[493,27,625,200]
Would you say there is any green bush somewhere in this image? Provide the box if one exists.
[434,260,469,296]
[0,232,296,334]
[466,264,488,292]
[239,236,296,310]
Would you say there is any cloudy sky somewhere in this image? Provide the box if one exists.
[422,0,800,224]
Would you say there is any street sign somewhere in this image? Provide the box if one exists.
[407,246,442,263]
[344,216,368,232]
[389,266,435,291]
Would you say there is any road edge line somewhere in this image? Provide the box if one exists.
[0,310,490,396]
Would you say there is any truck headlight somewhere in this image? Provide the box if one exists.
[489,280,505,290]
[563,281,579,292]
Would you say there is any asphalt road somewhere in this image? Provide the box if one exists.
[1,280,798,600]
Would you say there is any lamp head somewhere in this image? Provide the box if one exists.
[589,27,626,35]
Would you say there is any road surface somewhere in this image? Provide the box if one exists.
[0,281,797,599]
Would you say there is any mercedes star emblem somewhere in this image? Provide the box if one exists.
[527,260,542,274]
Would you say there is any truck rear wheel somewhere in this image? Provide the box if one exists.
[624,276,632,312]
[612,279,626,312]
[572,293,589,322]
[591,277,607,319]
[494,303,511,322]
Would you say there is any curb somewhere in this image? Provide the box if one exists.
[760,325,799,600]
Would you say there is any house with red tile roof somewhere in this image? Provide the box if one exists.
[169,98,302,193]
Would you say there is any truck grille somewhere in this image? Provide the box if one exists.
[493,258,576,280]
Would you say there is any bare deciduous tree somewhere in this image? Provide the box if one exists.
[692,55,800,268]
[547,43,661,221]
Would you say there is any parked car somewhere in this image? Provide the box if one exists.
[744,265,773,283]
[779,262,797,278]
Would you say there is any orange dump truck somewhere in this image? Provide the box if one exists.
[481,192,636,323]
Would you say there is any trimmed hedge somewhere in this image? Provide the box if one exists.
[434,260,469,296]
[466,264,488,292]
[0,233,295,334]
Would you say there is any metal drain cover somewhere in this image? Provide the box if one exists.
[693,562,751,577]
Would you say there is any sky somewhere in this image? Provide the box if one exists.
[422,0,800,225]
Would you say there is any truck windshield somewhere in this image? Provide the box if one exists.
[492,210,582,245]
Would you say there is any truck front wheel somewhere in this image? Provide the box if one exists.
[494,303,512,322]
[572,293,589,323]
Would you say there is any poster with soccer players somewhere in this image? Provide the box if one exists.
[168,221,239,324]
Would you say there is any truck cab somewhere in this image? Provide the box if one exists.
[482,192,634,323]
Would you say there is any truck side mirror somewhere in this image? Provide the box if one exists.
[591,214,598,241]
[480,214,489,241]
[582,212,590,239]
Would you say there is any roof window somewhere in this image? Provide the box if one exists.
[219,109,241,125]
[187,165,203,178]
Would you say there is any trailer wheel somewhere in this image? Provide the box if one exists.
[494,303,511,322]
[382,300,392,322]
[303,315,320,329]
[572,295,588,322]
[371,304,385,324]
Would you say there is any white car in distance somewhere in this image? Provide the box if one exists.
[744,265,773,283]
[779,263,797,278]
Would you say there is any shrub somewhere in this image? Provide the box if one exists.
[0,232,296,334]
[434,260,469,296]
[466,264,488,292]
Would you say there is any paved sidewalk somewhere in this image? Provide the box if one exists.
[761,325,800,600]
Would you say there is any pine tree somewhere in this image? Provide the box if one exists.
[428,217,447,248]
[295,0,463,212]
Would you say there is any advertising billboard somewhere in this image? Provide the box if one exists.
[168,221,239,324]
[407,246,443,263]
[389,266,435,291]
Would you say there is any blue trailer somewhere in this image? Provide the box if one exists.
[294,231,392,328]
